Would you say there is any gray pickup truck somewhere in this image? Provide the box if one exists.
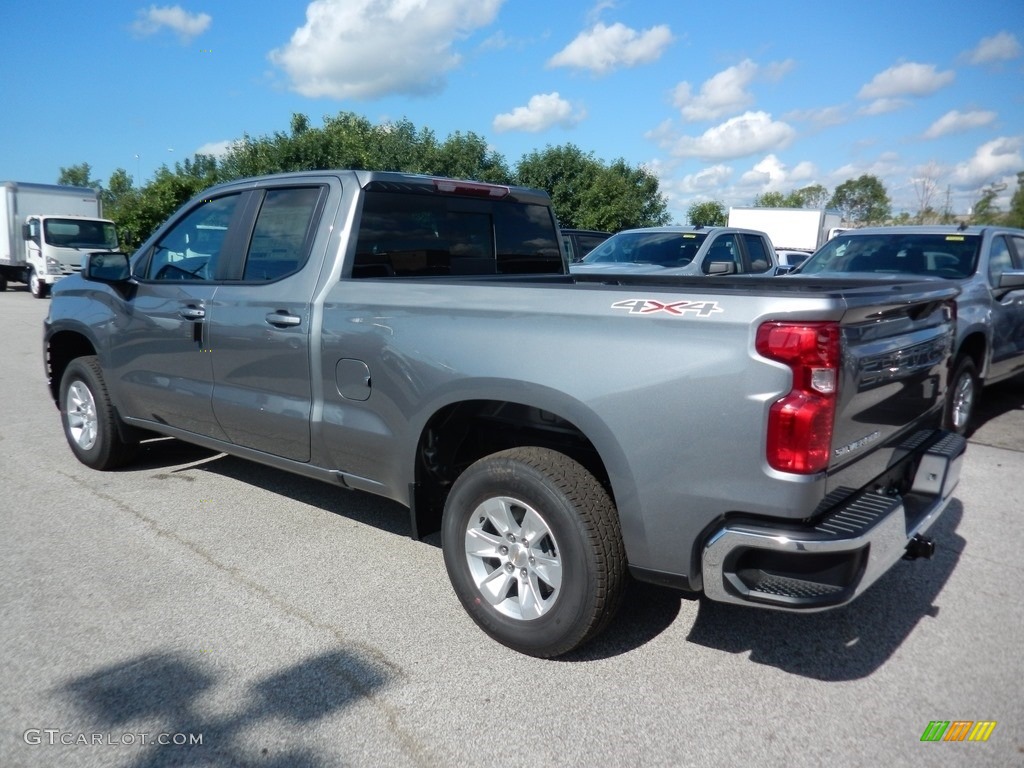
[791,225,1024,434]
[44,171,965,657]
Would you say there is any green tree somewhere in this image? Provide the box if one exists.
[795,184,830,208]
[753,184,831,209]
[829,175,891,225]
[428,131,512,184]
[515,144,670,230]
[515,144,601,228]
[58,162,100,189]
[101,168,138,248]
[970,183,1003,225]
[753,191,788,207]
[686,200,727,226]
[1004,172,1024,228]
[578,159,671,231]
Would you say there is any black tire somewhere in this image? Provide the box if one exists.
[0,273,7,292]
[441,447,626,658]
[59,356,138,470]
[944,356,978,436]
[29,268,49,298]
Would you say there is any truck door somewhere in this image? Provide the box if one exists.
[206,184,330,463]
[108,193,248,438]
[987,234,1024,379]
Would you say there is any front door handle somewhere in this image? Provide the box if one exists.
[266,311,301,328]
[179,306,205,321]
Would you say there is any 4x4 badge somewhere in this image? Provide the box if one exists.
[611,299,723,317]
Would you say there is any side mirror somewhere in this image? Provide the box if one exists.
[84,251,132,282]
[775,264,795,275]
[998,269,1024,290]
[706,260,736,276]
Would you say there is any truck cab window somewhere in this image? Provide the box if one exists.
[146,194,240,282]
[742,234,771,272]
[353,191,561,277]
[987,237,1012,286]
[243,186,324,281]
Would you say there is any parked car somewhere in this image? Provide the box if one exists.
[790,225,1024,434]
[775,248,813,268]
[570,226,778,276]
[560,228,612,262]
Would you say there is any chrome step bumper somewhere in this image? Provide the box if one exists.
[701,432,966,611]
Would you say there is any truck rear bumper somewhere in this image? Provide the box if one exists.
[701,431,966,611]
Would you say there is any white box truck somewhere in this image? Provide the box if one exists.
[1,181,119,298]
[727,207,843,253]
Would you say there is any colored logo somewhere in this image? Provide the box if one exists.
[920,721,997,742]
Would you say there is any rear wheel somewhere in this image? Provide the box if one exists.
[441,447,626,658]
[60,356,138,470]
[0,272,7,292]
[945,356,978,436]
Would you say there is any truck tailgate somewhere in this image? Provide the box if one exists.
[828,280,957,491]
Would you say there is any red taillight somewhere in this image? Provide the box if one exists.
[756,321,840,474]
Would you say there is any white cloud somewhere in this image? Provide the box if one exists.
[492,93,585,133]
[547,22,673,74]
[269,0,504,99]
[673,59,795,122]
[950,136,1024,186]
[967,31,1022,64]
[195,139,236,158]
[858,62,954,100]
[859,98,909,116]
[784,105,848,129]
[132,5,211,43]
[655,111,796,161]
[923,109,997,139]
[680,164,733,193]
[738,155,817,189]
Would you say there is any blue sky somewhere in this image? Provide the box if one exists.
[2,0,1022,222]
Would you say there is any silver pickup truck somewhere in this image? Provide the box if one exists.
[44,171,965,657]
[791,225,1024,435]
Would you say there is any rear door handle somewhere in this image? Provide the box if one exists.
[265,311,301,328]
[179,306,206,321]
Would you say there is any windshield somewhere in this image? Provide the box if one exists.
[583,231,708,267]
[796,232,980,278]
[43,219,118,249]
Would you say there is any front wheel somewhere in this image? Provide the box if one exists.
[59,356,138,470]
[29,268,49,298]
[441,447,626,658]
[944,356,979,436]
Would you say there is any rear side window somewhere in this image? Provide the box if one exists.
[243,186,324,281]
[353,191,562,277]
[742,234,771,272]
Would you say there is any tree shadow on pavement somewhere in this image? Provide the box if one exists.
[58,648,392,767]
[683,501,965,681]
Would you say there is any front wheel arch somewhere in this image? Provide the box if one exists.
[59,356,138,470]
[944,356,979,436]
